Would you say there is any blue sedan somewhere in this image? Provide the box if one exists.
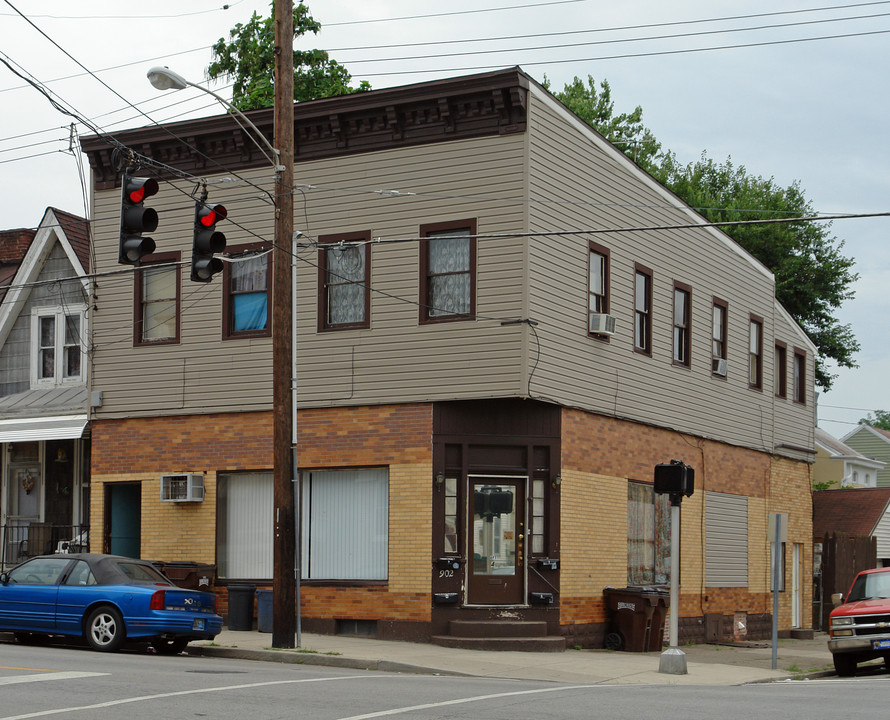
[0,553,222,653]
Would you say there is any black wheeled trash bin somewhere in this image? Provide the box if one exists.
[603,586,669,652]
[227,584,256,631]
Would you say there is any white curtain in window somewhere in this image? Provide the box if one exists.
[428,233,470,316]
[218,472,273,579]
[326,247,366,324]
[302,468,388,580]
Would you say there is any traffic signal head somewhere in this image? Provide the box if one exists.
[191,202,227,282]
[654,460,694,500]
[119,175,159,265]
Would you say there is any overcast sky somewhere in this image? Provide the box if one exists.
[1,0,887,439]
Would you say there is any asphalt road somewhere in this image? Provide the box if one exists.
[1,642,888,720]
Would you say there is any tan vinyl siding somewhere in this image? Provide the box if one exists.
[91,134,528,419]
[523,89,814,457]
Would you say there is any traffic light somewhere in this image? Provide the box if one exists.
[119,174,159,265]
[654,460,694,499]
[191,201,227,282]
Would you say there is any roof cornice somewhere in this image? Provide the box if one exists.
[80,67,530,189]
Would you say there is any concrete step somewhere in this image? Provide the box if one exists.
[447,620,548,638]
[430,634,567,652]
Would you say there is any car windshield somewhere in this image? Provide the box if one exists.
[116,561,170,584]
[847,571,890,602]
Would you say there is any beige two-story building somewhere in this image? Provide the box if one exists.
[80,67,816,647]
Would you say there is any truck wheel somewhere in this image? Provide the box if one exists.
[833,653,858,677]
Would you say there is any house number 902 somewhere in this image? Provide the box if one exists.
[438,569,454,578]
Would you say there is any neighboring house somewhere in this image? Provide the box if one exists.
[813,427,885,489]
[841,425,890,488]
[80,67,816,646]
[0,208,92,569]
[813,488,890,566]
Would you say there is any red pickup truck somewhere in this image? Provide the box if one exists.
[828,566,890,676]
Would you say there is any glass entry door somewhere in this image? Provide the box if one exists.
[467,476,526,605]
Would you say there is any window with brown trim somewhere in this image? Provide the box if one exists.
[588,241,611,339]
[634,264,652,355]
[419,219,476,323]
[134,251,180,346]
[222,243,271,340]
[672,282,691,367]
[318,231,371,331]
[748,315,763,390]
[793,348,807,404]
[711,298,728,377]
[774,341,788,398]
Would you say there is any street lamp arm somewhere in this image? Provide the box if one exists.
[147,66,282,171]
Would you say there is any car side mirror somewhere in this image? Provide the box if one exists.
[831,592,845,606]
[0,572,8,585]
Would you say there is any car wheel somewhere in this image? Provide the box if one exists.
[151,638,189,655]
[85,606,126,652]
[832,653,858,677]
[604,632,624,651]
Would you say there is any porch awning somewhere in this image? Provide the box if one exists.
[0,414,88,443]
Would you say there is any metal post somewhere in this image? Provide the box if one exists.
[659,498,687,674]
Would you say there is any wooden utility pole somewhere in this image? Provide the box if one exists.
[272,0,296,649]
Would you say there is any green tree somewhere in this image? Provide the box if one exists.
[207,2,370,111]
[653,153,859,390]
[544,75,661,169]
[859,410,890,430]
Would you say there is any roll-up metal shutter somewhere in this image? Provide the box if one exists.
[705,491,748,587]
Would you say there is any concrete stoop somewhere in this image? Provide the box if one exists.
[431,620,567,652]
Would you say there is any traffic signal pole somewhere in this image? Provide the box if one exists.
[271,0,297,649]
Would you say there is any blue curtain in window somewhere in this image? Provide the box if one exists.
[233,293,267,332]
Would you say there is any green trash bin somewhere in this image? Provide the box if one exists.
[256,589,273,633]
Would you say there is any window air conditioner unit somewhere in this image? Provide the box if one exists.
[160,474,205,502]
[712,357,728,376]
[588,312,616,336]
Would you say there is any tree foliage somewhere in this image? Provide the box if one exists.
[206,3,370,111]
[859,410,890,430]
[544,75,661,169]
[544,74,859,391]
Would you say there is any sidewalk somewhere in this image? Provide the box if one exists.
[188,630,841,686]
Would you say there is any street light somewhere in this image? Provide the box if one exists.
[146,66,283,171]
[147,57,297,649]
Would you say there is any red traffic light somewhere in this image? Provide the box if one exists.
[198,204,227,227]
[125,177,159,205]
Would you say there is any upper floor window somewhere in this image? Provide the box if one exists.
[588,242,611,338]
[712,298,728,376]
[748,315,763,390]
[774,342,787,398]
[793,348,807,404]
[31,306,86,387]
[134,252,180,346]
[222,243,271,340]
[634,264,652,355]
[318,231,371,331]
[419,219,476,323]
[672,282,691,367]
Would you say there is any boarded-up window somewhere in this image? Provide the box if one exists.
[706,491,748,587]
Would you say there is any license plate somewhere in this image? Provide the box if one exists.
[872,639,890,650]
[192,619,205,631]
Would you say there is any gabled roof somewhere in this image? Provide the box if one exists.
[841,423,890,446]
[0,207,90,351]
[815,427,886,467]
[813,487,890,538]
